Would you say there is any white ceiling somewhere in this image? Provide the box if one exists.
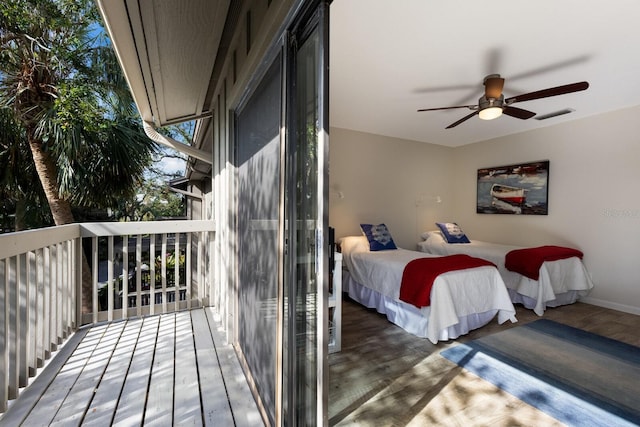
[329,0,640,147]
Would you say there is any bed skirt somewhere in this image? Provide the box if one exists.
[505,257,594,315]
[416,239,594,316]
[508,288,581,316]
[344,271,499,343]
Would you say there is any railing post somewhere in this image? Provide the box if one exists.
[9,255,22,398]
[122,235,129,319]
[35,250,42,367]
[186,233,192,309]
[61,243,67,339]
[209,232,215,311]
[27,251,36,375]
[42,246,53,359]
[174,234,179,312]
[60,245,66,339]
[75,238,83,328]
[56,243,63,345]
[18,252,31,387]
[197,232,202,306]
[149,236,155,316]
[1,259,8,412]
[92,237,98,325]
[136,234,143,318]
[107,236,114,322]
[65,242,71,335]
[161,234,167,314]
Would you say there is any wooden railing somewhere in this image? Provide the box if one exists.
[0,220,215,413]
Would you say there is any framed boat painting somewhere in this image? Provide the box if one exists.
[477,160,549,215]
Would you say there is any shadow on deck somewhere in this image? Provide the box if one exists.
[0,308,263,426]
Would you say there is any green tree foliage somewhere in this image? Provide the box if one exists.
[109,123,191,222]
[110,168,186,221]
[0,0,158,230]
[0,0,162,313]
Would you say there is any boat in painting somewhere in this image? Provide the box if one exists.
[490,184,526,204]
[491,198,522,214]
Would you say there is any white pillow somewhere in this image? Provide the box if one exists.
[339,236,370,255]
[421,230,444,242]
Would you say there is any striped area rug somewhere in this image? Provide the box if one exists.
[441,319,640,427]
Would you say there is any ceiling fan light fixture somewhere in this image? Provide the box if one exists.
[478,95,504,121]
[417,76,589,129]
[479,106,503,120]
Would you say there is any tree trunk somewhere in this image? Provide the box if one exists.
[14,199,26,232]
[27,129,93,316]
[27,134,74,225]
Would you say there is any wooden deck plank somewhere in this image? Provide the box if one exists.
[111,316,160,426]
[49,321,127,425]
[143,313,175,426]
[2,309,263,427]
[0,327,88,426]
[191,308,235,426]
[19,324,108,426]
[81,318,144,426]
[204,307,263,427]
[173,311,203,425]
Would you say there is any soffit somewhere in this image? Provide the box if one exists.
[97,0,230,126]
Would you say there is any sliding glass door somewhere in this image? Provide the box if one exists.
[235,1,329,425]
[283,2,330,425]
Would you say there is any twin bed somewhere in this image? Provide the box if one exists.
[340,235,517,344]
[339,222,594,344]
[417,230,595,316]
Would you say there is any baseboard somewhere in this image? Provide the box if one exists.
[579,296,640,316]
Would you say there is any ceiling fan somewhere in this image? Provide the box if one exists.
[417,74,589,129]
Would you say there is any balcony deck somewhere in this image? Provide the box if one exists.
[0,308,263,426]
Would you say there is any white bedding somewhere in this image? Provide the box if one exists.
[417,231,595,315]
[340,236,516,343]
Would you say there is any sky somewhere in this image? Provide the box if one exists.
[158,153,187,175]
[157,122,193,175]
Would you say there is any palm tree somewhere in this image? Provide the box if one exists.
[0,108,52,230]
[0,0,158,313]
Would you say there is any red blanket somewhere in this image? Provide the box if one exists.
[505,245,583,280]
[399,254,495,308]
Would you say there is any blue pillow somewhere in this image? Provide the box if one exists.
[435,222,470,244]
[360,223,398,251]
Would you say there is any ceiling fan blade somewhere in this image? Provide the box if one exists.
[484,75,505,99]
[503,106,536,120]
[417,105,476,112]
[505,81,589,104]
[446,111,478,129]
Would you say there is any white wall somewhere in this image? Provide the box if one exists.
[453,106,640,314]
[330,106,640,314]
[329,127,455,249]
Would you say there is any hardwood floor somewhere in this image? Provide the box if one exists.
[328,297,640,426]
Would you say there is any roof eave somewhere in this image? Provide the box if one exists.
[96,0,155,124]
